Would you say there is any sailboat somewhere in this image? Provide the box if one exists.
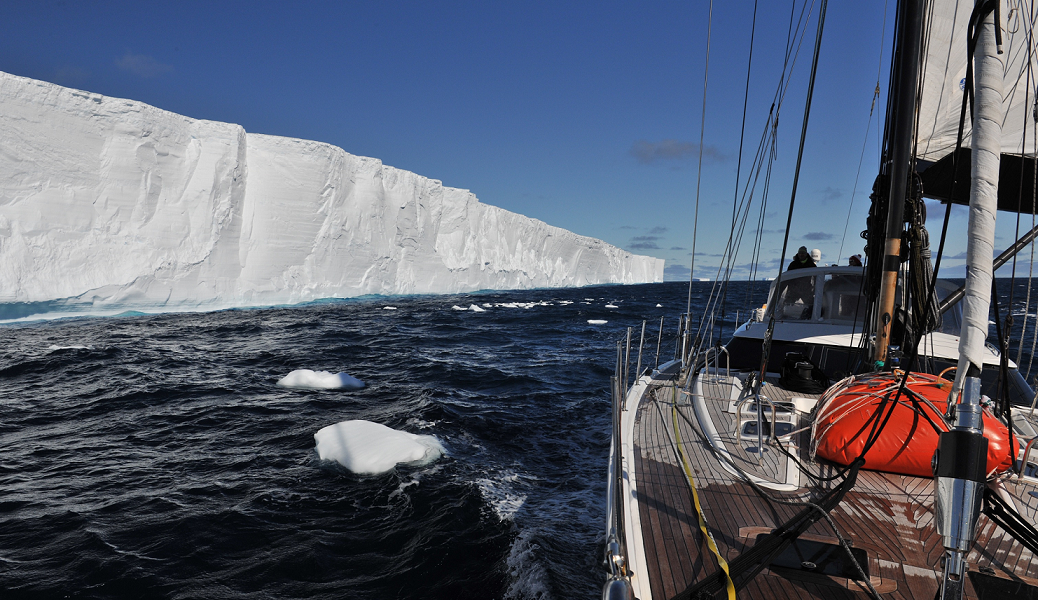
[604,1,1038,599]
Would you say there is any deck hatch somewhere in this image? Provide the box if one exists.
[755,534,869,579]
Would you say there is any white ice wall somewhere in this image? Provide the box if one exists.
[0,71,662,313]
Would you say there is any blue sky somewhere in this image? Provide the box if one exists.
[0,0,1020,280]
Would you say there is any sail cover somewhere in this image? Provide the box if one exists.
[916,1,1037,163]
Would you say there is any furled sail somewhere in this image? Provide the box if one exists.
[955,4,1003,382]
[916,2,1038,212]
[917,1,1036,161]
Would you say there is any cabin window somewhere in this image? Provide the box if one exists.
[776,275,816,320]
[820,273,866,322]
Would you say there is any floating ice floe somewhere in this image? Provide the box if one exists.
[314,420,445,474]
[588,319,608,325]
[383,306,397,311]
[277,369,365,390]
[605,304,619,309]
[469,304,486,312]
[656,303,663,308]
[452,305,467,311]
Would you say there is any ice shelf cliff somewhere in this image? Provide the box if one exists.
[0,71,662,317]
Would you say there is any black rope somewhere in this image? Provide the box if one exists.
[982,486,1038,556]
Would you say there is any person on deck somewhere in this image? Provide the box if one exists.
[788,246,817,270]
[849,254,863,267]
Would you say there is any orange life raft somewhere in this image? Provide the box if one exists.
[812,371,1017,478]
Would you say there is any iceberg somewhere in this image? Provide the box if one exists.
[0,71,663,317]
[314,420,445,475]
[276,369,365,390]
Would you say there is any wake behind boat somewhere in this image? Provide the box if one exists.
[604,1,1038,598]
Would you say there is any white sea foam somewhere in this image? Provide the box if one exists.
[587,319,608,325]
[406,417,437,429]
[314,420,444,475]
[476,471,526,521]
[276,369,365,390]
[47,344,93,351]
[504,529,552,600]
[469,304,486,312]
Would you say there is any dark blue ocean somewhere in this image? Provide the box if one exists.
[2,278,1036,599]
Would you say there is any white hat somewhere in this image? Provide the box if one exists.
[810,249,821,261]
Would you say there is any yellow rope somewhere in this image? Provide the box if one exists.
[671,385,736,599]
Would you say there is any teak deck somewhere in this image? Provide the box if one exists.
[631,370,1038,599]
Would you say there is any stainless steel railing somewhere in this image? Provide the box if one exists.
[604,317,672,598]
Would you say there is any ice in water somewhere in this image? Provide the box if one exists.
[469,304,486,312]
[587,319,608,325]
[276,369,365,390]
[314,420,445,474]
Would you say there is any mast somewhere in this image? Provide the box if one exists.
[873,0,927,367]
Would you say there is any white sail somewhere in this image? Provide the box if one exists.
[955,6,1003,381]
[917,1,1037,162]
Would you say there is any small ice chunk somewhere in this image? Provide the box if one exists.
[314,420,445,474]
[383,306,397,310]
[605,304,618,309]
[656,304,663,308]
[588,319,608,325]
[452,305,466,311]
[277,369,365,390]
[469,304,486,312]
[47,344,93,350]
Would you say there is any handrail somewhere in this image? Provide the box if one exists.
[606,333,633,585]
[655,316,665,370]
[605,317,672,591]
[623,328,632,397]
[1020,438,1038,481]
[702,345,731,384]
[606,373,628,578]
[735,389,778,459]
[635,320,647,379]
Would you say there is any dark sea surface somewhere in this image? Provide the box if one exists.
[2,277,1036,600]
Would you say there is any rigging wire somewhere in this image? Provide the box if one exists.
[719,0,760,343]
[1017,0,1038,375]
[758,0,828,392]
[687,0,715,322]
[838,0,889,263]
[689,0,817,361]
